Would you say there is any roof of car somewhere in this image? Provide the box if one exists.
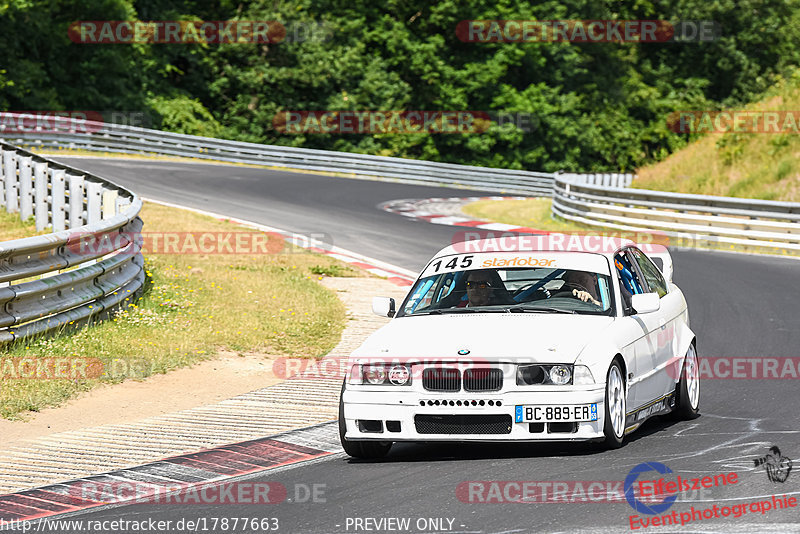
[435,233,637,258]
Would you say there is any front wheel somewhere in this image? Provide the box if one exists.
[602,360,627,449]
[672,344,700,420]
[338,383,392,459]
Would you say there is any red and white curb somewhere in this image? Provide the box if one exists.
[380,196,550,236]
[143,197,416,287]
[0,423,340,522]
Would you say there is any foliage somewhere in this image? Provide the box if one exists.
[635,68,800,201]
[1,0,799,171]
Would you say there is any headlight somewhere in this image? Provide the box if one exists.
[549,365,571,385]
[517,365,547,385]
[353,364,412,385]
[517,364,574,385]
[364,365,387,384]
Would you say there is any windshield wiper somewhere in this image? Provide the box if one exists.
[409,308,477,316]
[504,306,577,315]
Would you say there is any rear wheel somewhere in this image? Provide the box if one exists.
[673,344,700,420]
[602,360,627,449]
[338,383,392,459]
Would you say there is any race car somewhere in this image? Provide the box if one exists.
[339,235,699,458]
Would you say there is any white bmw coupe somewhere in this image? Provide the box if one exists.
[339,235,699,458]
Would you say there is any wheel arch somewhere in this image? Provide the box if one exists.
[612,353,627,386]
[673,322,698,385]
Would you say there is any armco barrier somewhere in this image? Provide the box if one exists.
[2,113,798,254]
[0,114,555,196]
[554,174,800,252]
[0,141,144,343]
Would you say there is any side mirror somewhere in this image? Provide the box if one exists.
[372,297,396,318]
[631,292,660,314]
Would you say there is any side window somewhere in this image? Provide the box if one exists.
[630,248,668,298]
[404,278,436,313]
[614,252,644,295]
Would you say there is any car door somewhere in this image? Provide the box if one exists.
[629,247,680,402]
[613,250,653,412]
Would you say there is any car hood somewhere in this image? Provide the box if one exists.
[351,313,615,364]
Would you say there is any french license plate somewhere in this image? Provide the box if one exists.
[515,404,598,423]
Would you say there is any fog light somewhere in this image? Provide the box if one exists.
[388,365,411,385]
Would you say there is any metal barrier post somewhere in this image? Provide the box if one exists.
[68,173,85,228]
[3,149,18,213]
[51,169,66,232]
[18,156,33,221]
[33,161,48,231]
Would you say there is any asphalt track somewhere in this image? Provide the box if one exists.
[45,157,800,533]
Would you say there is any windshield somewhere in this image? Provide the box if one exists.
[399,265,614,317]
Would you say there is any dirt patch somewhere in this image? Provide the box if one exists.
[0,351,283,447]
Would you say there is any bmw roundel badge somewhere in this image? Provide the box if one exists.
[457,349,470,355]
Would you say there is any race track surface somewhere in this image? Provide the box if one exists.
[46,157,800,533]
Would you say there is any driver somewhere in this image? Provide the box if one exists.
[560,270,602,306]
[457,269,514,307]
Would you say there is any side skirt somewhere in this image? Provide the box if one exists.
[623,392,676,434]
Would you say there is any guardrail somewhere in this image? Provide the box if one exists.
[4,112,797,255]
[0,141,145,344]
[0,114,555,196]
[553,174,800,253]
[560,172,634,188]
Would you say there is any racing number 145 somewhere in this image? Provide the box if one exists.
[432,255,474,272]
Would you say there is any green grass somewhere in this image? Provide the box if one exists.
[0,202,357,420]
[462,197,595,233]
[634,70,800,202]
[0,210,49,241]
[309,264,357,277]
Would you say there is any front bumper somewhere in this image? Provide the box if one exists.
[342,386,606,442]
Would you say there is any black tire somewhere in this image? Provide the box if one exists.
[338,382,392,459]
[602,360,627,449]
[672,344,700,420]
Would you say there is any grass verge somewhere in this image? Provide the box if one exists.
[634,70,800,202]
[0,209,49,241]
[462,197,595,233]
[0,201,359,420]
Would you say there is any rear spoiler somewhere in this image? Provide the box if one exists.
[642,247,673,283]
